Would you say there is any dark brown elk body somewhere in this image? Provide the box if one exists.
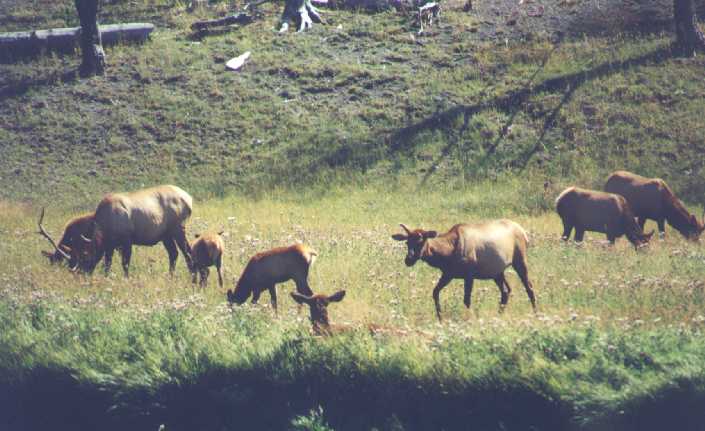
[190,232,225,288]
[227,244,316,312]
[83,185,194,276]
[604,170,704,240]
[392,220,536,321]
[38,210,95,269]
[555,186,654,248]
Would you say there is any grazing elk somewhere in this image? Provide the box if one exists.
[392,221,537,322]
[190,231,225,288]
[226,243,317,312]
[81,185,194,276]
[604,170,704,240]
[555,186,654,248]
[290,290,347,335]
[37,208,95,270]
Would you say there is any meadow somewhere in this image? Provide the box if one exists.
[2,0,705,429]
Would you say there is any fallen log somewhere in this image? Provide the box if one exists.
[0,23,154,61]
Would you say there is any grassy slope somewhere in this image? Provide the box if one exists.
[2,1,705,430]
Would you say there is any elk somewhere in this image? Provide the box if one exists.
[37,208,95,270]
[226,243,317,312]
[290,290,347,335]
[81,185,194,276]
[391,220,537,322]
[190,231,225,288]
[555,186,654,248]
[604,170,704,241]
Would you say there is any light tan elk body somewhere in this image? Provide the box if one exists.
[555,187,654,248]
[82,185,194,276]
[227,244,316,312]
[190,232,225,288]
[37,209,95,270]
[604,170,704,240]
[392,220,536,321]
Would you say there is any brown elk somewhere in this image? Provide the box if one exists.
[190,231,225,288]
[81,185,194,276]
[226,243,317,312]
[555,186,654,248]
[605,170,704,241]
[391,221,537,322]
[290,290,347,335]
[37,208,95,270]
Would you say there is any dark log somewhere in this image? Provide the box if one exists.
[191,13,253,31]
[0,24,155,62]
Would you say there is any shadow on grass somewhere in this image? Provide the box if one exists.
[0,68,79,102]
[388,43,674,183]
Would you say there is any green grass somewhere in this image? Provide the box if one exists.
[2,1,705,429]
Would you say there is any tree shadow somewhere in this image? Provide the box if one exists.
[390,43,674,185]
[0,67,80,102]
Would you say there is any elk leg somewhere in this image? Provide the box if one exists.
[574,229,585,243]
[173,226,194,273]
[163,238,179,275]
[215,256,224,289]
[513,258,536,312]
[432,273,453,322]
[121,243,132,277]
[657,218,666,237]
[199,268,209,288]
[561,222,573,241]
[494,274,509,312]
[251,289,262,304]
[104,246,115,275]
[268,284,278,313]
[463,277,474,308]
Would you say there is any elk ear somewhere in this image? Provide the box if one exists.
[392,233,408,241]
[424,231,438,239]
[291,292,313,305]
[328,290,346,303]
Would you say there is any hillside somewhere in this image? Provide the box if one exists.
[1,0,705,204]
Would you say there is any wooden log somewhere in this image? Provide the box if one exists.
[0,23,155,61]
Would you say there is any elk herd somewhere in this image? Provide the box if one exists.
[37,170,704,333]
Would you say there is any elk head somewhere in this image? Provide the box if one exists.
[75,223,104,274]
[391,223,437,266]
[37,208,73,266]
[290,290,346,333]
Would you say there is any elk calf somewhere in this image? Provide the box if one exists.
[226,244,316,312]
[190,232,225,288]
[37,208,95,270]
[605,170,704,240]
[555,186,654,248]
[392,220,536,321]
[291,290,346,335]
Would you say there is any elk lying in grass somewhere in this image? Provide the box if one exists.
[392,221,537,321]
[81,185,194,276]
[291,290,347,335]
[555,186,654,249]
[605,170,704,241]
[190,231,225,288]
[227,243,316,312]
[37,208,95,270]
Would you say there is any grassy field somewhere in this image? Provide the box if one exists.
[2,0,705,430]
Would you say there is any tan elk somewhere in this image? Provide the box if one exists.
[37,208,95,270]
[226,243,317,312]
[81,185,194,276]
[392,221,537,321]
[190,231,225,288]
[555,186,654,248]
[605,170,704,240]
